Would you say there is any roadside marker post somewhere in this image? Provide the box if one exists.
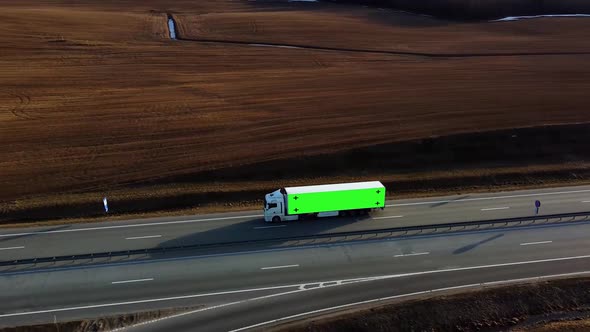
[535,200,541,215]
[103,197,109,213]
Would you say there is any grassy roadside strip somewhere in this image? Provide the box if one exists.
[0,306,200,332]
[1,163,590,228]
[3,123,590,227]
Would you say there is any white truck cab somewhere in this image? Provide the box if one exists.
[264,189,299,222]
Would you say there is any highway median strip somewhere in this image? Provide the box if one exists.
[1,211,589,269]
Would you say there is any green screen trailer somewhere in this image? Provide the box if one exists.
[284,181,386,215]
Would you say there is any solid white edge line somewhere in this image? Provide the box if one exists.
[373,215,404,220]
[0,246,25,251]
[7,253,590,321]
[386,188,590,207]
[394,252,430,258]
[261,264,300,270]
[228,270,590,332]
[520,241,553,246]
[0,283,303,318]
[481,207,510,211]
[125,235,162,240]
[0,214,263,238]
[111,278,154,284]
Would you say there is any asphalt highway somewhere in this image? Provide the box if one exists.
[1,210,590,329]
[1,185,590,261]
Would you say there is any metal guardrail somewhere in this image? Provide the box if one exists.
[0,211,589,267]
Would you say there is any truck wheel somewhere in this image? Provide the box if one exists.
[272,216,281,223]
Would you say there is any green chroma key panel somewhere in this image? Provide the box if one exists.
[286,187,385,215]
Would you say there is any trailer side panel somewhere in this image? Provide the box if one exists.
[286,186,385,215]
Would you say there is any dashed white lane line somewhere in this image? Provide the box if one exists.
[520,241,553,246]
[253,225,287,230]
[125,235,162,240]
[261,264,299,270]
[0,246,25,251]
[373,215,404,220]
[582,200,590,203]
[394,252,430,258]
[386,188,590,207]
[481,206,510,211]
[111,278,154,285]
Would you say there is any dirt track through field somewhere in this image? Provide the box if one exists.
[176,36,590,58]
[168,14,590,58]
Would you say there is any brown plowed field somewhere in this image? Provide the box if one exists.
[1,0,590,222]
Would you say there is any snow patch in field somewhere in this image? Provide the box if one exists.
[494,14,590,22]
[168,18,177,40]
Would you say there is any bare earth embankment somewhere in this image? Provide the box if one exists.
[1,0,590,224]
[271,277,590,332]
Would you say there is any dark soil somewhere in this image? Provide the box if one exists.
[271,277,590,332]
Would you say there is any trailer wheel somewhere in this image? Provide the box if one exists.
[272,216,281,223]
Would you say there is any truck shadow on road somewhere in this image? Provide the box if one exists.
[152,214,372,257]
[452,233,504,255]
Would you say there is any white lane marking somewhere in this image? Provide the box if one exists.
[253,225,287,230]
[481,207,510,211]
[520,241,553,246]
[394,252,430,258]
[0,214,263,238]
[0,246,25,251]
[386,188,590,207]
[228,270,590,332]
[6,253,590,319]
[261,264,299,270]
[373,215,404,220]
[111,278,154,284]
[582,201,590,203]
[125,235,162,240]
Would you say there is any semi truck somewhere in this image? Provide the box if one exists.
[263,181,386,222]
